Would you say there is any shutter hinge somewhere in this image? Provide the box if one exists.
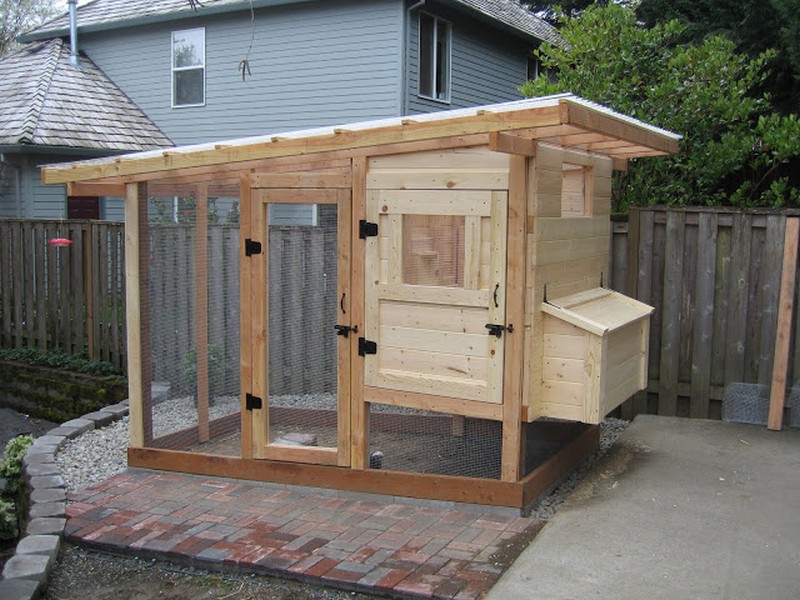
[358,337,377,356]
[359,220,378,239]
[245,393,262,410]
[244,238,262,256]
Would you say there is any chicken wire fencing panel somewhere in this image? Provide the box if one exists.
[145,194,241,452]
[266,203,340,449]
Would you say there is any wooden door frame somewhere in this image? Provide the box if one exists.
[245,184,352,467]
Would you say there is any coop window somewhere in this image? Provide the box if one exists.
[561,163,592,216]
[172,28,205,107]
[403,214,464,287]
[418,13,451,102]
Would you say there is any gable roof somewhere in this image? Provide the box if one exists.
[23,0,558,45]
[0,39,173,152]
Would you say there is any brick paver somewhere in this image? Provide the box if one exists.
[65,471,539,599]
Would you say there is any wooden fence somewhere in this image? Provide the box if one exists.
[0,219,127,371]
[608,207,800,420]
[3,210,799,421]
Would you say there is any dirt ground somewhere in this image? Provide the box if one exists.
[44,544,381,600]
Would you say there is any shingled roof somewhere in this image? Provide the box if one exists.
[24,0,559,45]
[0,39,172,151]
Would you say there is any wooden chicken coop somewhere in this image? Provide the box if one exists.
[42,94,680,511]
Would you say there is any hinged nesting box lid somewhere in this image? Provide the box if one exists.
[542,288,653,337]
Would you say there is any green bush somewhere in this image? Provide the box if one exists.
[0,347,123,379]
[0,434,34,540]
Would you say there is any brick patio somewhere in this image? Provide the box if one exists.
[65,470,540,599]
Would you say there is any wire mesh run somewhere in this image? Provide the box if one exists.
[367,404,502,479]
[143,191,241,454]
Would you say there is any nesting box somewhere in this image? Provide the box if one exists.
[41,95,679,510]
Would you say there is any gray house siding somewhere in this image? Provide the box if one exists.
[406,4,532,115]
[79,0,405,146]
[0,154,68,218]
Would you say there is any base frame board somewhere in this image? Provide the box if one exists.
[128,424,599,511]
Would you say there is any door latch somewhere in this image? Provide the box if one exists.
[334,324,358,338]
[485,323,513,338]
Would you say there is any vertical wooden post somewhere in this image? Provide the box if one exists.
[768,217,799,431]
[195,185,210,442]
[125,183,153,448]
[501,155,527,482]
[337,188,353,466]
[350,156,370,470]
[239,173,254,458]
[83,225,95,358]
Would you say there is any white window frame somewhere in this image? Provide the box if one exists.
[417,12,452,103]
[171,27,206,108]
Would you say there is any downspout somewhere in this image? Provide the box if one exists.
[68,0,80,67]
[402,0,426,115]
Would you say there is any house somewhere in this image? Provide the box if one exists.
[16,0,557,220]
[41,94,680,510]
[0,38,172,219]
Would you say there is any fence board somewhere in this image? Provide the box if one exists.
[658,211,685,416]
[689,212,717,418]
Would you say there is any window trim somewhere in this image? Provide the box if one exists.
[171,27,206,109]
[417,12,452,104]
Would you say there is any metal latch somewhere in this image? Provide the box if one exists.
[359,220,378,239]
[485,323,513,338]
[245,393,262,410]
[358,337,377,356]
[334,324,358,338]
[244,238,262,256]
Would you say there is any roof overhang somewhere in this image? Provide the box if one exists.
[41,94,681,192]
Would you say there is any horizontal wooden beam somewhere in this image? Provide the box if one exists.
[489,131,538,156]
[561,99,680,156]
[364,386,504,420]
[251,170,352,189]
[43,107,562,185]
[68,181,125,197]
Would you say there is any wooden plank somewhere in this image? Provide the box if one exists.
[380,325,487,356]
[128,447,524,508]
[501,156,526,482]
[378,190,493,216]
[250,170,352,189]
[195,185,210,442]
[250,180,268,458]
[488,131,537,156]
[263,445,339,466]
[758,216,785,386]
[690,212,718,418]
[375,284,490,307]
[364,386,503,420]
[43,106,564,185]
[658,210,684,416]
[369,146,508,170]
[337,188,352,466]
[768,217,799,430]
[350,157,369,470]
[560,99,680,155]
[257,188,340,205]
[367,168,509,191]
[125,184,144,448]
[240,173,254,459]
[0,222,11,347]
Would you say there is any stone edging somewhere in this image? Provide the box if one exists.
[0,401,129,600]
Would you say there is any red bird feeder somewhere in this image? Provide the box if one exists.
[48,238,73,247]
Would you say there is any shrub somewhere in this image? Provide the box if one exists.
[0,434,34,540]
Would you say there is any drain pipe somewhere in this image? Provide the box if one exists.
[68,0,80,67]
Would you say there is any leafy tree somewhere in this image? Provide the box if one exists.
[521,3,800,210]
[0,0,58,57]
[637,0,800,113]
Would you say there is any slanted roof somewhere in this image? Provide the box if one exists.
[23,0,558,44]
[0,39,172,152]
[41,93,680,188]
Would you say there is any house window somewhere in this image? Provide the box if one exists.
[418,13,451,102]
[172,28,205,107]
[527,55,540,81]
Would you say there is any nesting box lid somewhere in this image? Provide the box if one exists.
[542,288,653,337]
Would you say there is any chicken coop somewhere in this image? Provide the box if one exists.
[42,94,680,511]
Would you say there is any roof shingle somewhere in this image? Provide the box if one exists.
[26,0,558,44]
[0,39,173,151]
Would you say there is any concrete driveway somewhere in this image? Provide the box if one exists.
[487,415,800,600]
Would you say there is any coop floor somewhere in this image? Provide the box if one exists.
[65,470,540,599]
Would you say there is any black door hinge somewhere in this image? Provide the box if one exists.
[359,220,378,239]
[245,393,262,410]
[244,238,262,256]
[358,337,377,356]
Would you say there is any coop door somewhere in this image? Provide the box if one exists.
[364,190,508,404]
[249,188,351,466]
